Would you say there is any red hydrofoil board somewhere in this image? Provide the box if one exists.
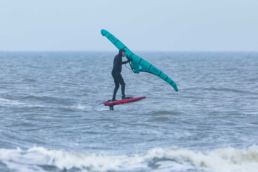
[104,96,146,106]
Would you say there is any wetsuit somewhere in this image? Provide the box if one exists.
[112,54,129,100]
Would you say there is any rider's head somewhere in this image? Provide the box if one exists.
[119,49,125,57]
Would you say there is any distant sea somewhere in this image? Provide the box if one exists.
[0,52,258,172]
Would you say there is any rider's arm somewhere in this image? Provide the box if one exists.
[122,59,130,64]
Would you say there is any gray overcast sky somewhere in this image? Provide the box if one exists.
[0,0,258,51]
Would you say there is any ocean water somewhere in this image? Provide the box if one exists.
[0,52,258,172]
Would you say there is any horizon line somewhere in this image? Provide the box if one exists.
[0,50,258,53]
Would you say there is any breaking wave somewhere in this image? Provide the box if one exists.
[1,146,258,172]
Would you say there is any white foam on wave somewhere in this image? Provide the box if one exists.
[0,146,258,172]
[145,146,258,172]
[0,97,98,110]
[0,97,27,107]
[0,97,47,108]
[71,103,93,111]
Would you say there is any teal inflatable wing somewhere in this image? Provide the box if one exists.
[101,29,178,92]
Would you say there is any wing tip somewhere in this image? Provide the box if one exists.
[100,29,107,36]
[174,85,179,92]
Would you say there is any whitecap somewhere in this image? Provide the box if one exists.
[1,146,258,172]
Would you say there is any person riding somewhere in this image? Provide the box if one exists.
[112,49,130,101]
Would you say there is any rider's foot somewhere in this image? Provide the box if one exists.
[122,95,131,99]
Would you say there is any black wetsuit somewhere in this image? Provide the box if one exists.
[112,54,129,100]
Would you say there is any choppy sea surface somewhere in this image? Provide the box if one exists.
[0,52,258,172]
